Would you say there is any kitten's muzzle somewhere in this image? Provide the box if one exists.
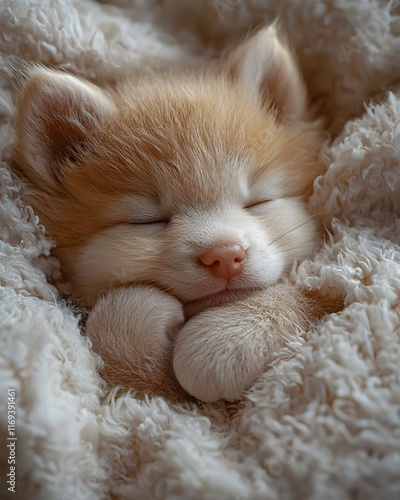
[199,244,246,281]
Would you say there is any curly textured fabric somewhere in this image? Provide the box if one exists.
[0,1,399,499]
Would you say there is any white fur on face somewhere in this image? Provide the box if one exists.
[75,165,317,303]
[14,30,323,308]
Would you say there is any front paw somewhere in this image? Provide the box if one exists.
[173,305,271,403]
[85,285,187,401]
[173,285,313,403]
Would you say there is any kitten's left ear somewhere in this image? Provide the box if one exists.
[13,66,116,188]
[226,25,307,120]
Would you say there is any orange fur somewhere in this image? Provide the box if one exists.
[13,26,328,402]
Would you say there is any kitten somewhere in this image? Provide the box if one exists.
[13,26,326,402]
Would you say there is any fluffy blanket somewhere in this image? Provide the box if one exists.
[1,1,400,499]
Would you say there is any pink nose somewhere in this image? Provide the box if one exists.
[199,244,246,280]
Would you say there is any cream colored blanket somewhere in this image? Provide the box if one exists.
[1,1,400,499]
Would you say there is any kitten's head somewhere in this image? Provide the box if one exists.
[13,26,324,308]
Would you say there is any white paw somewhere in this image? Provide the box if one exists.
[85,285,185,399]
[173,302,278,403]
[86,285,184,354]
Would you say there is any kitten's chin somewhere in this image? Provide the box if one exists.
[183,287,261,318]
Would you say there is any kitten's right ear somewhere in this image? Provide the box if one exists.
[225,25,307,121]
[14,67,116,186]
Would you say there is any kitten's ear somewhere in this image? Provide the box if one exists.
[226,25,307,120]
[14,67,116,185]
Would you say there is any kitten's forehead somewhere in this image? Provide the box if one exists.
[75,77,320,209]
[106,84,278,201]
[127,155,250,214]
[104,157,286,224]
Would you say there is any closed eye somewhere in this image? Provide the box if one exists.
[244,200,272,209]
[128,219,169,225]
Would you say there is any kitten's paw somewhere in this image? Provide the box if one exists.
[173,284,314,403]
[173,305,270,403]
[86,285,187,401]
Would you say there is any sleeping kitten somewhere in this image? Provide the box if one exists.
[13,26,326,402]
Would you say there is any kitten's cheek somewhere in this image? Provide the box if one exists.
[247,245,286,285]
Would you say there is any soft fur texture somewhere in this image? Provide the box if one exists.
[1,1,400,499]
[13,26,326,403]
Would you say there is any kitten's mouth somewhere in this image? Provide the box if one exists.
[183,287,254,317]
[190,289,232,304]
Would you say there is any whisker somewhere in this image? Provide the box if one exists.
[268,209,339,248]
[269,243,318,256]
[267,215,318,248]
